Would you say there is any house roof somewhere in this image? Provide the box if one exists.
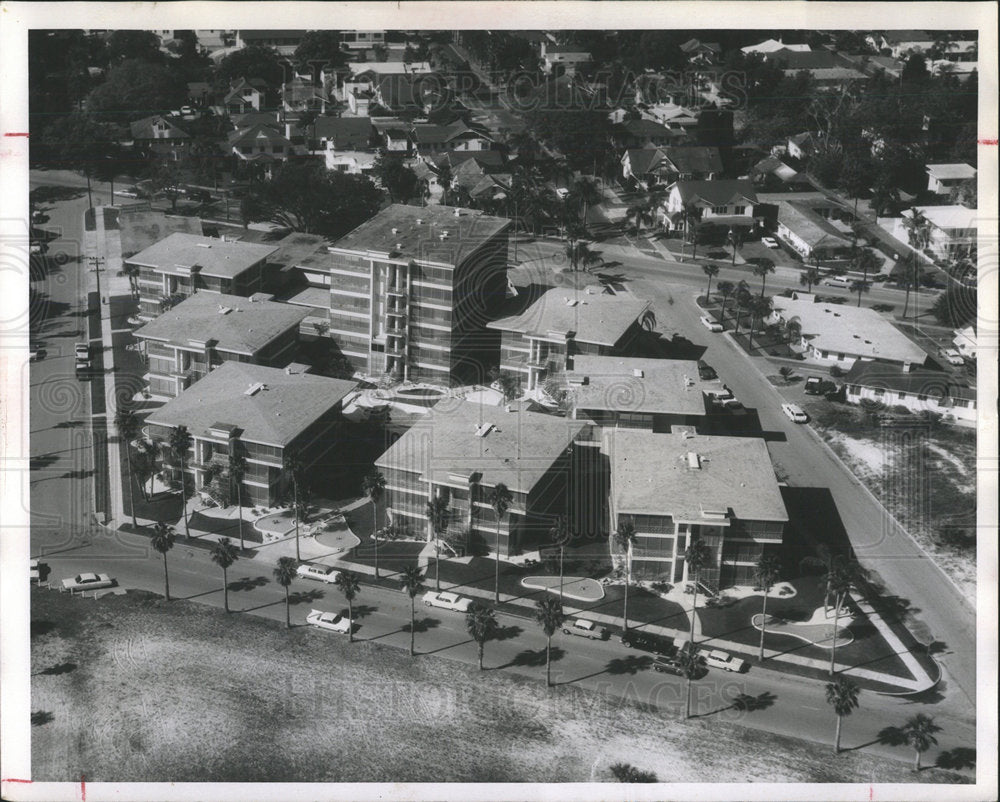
[680,39,721,54]
[623,148,666,176]
[772,297,930,365]
[488,287,652,348]
[742,39,810,54]
[230,111,282,130]
[660,146,723,175]
[126,232,278,279]
[784,67,868,82]
[776,201,854,249]
[224,77,267,104]
[411,120,492,146]
[239,29,308,41]
[769,49,845,70]
[311,116,373,149]
[926,163,977,181]
[609,430,788,523]
[618,118,675,138]
[228,124,294,148]
[879,30,931,45]
[433,150,505,170]
[147,361,356,447]
[751,156,809,184]
[671,179,758,207]
[133,292,309,355]
[266,232,328,268]
[375,399,587,494]
[129,115,191,141]
[788,131,815,148]
[347,61,433,76]
[904,205,977,231]
[328,203,510,265]
[568,356,711,417]
[843,361,973,401]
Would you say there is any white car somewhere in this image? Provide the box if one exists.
[306,609,352,633]
[700,315,724,332]
[704,649,746,672]
[75,342,90,359]
[781,403,809,423]
[296,563,340,583]
[115,187,140,198]
[562,618,610,640]
[555,187,570,200]
[422,591,473,613]
[938,348,964,367]
[761,236,780,249]
[30,559,46,580]
[705,389,743,409]
[62,572,113,591]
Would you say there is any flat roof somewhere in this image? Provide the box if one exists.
[147,361,356,447]
[267,232,328,268]
[772,297,930,365]
[926,163,977,180]
[375,399,586,494]
[568,356,710,417]
[133,292,309,355]
[328,203,510,265]
[904,205,977,231]
[609,430,788,523]
[126,232,278,279]
[488,287,651,348]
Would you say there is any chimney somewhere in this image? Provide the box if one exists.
[903,361,913,373]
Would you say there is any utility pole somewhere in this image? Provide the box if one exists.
[88,255,106,316]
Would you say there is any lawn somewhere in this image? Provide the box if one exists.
[187,510,263,544]
[29,588,970,784]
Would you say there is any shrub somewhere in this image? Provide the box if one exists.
[829,365,844,378]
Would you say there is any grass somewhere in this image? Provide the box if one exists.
[30,587,970,784]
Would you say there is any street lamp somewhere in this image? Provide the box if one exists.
[88,255,106,314]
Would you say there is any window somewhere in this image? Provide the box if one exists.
[734,205,746,215]
[273,145,284,154]
[240,146,252,155]
[897,391,907,400]
[711,205,727,214]
[917,394,928,401]
[873,388,885,396]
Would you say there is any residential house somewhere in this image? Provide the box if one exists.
[224,77,270,115]
[133,291,309,399]
[324,204,512,383]
[410,121,494,156]
[748,156,813,191]
[340,30,386,50]
[146,361,357,506]
[741,39,810,55]
[770,296,930,369]
[621,146,723,187]
[641,103,700,133]
[892,206,977,261]
[129,232,278,319]
[867,31,977,62]
[540,42,590,75]
[488,286,654,392]
[952,325,976,359]
[680,38,722,65]
[374,399,590,555]
[306,115,376,174]
[661,179,759,233]
[635,72,691,107]
[374,73,448,116]
[371,119,413,154]
[843,361,976,426]
[236,29,308,55]
[608,429,788,586]
[228,124,299,178]
[129,115,192,161]
[926,163,977,196]
[281,76,328,115]
[786,131,816,161]
[774,200,855,261]
[612,118,680,149]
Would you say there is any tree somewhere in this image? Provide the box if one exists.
[399,565,425,656]
[465,602,499,670]
[282,448,307,561]
[426,494,450,591]
[572,176,602,223]
[852,246,880,286]
[107,30,164,64]
[754,554,781,660]
[898,255,921,321]
[113,408,141,528]
[682,201,702,259]
[534,596,565,688]
[684,537,712,643]
[362,471,387,579]
[751,258,776,296]
[747,295,773,352]
[213,45,285,94]
[799,267,821,292]
[86,59,186,123]
[825,677,860,753]
[901,52,929,84]
[677,642,703,719]
[210,537,239,613]
[702,263,720,300]
[335,571,362,643]
[901,714,941,771]
[625,202,653,236]
[436,162,453,206]
[168,426,193,539]
[613,520,637,632]
[373,155,420,204]
[548,515,570,602]
[717,280,735,323]
[850,279,870,307]
[609,763,658,783]
[293,31,346,74]
[839,156,870,218]
[564,239,602,272]
[732,283,753,335]
[870,181,900,222]
[494,370,521,403]
[488,483,513,603]
[227,449,247,551]
[273,556,297,629]
[150,521,175,601]
[929,286,976,328]
[826,558,868,675]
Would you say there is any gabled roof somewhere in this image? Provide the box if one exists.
[769,49,844,70]
[670,179,758,207]
[311,116,373,149]
[751,156,806,183]
[623,148,667,176]
[126,232,278,279]
[742,39,810,54]
[228,124,294,148]
[878,30,931,45]
[680,39,721,54]
[788,131,815,148]
[776,201,854,249]
[225,77,267,104]
[129,115,191,141]
[660,146,723,175]
[230,111,282,131]
[433,150,504,170]
[617,118,675,138]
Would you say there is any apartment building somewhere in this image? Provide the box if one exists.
[608,429,788,587]
[323,204,512,384]
[129,233,278,320]
[843,361,976,426]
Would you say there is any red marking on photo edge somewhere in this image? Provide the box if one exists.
[978,138,998,145]
[3,132,30,137]
[2,778,33,783]
[81,774,86,801]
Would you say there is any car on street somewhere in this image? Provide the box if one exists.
[75,342,90,359]
[651,655,685,675]
[620,630,675,655]
[179,105,195,116]
[822,276,852,288]
[554,187,570,199]
[75,357,92,377]
[306,609,352,634]
[562,618,610,640]
[700,315,724,332]
[61,572,113,591]
[29,342,46,361]
[296,563,340,583]
[781,402,809,423]
[761,236,780,249]
[938,348,965,367]
[115,186,141,198]
[704,649,746,672]
[423,591,473,613]
[697,360,717,381]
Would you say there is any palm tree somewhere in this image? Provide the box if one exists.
[901,713,941,771]
[465,601,499,670]
[746,295,773,352]
[732,284,753,335]
[684,536,712,644]
[399,565,425,656]
[113,408,140,528]
[751,259,776,296]
[784,316,803,345]
[227,450,247,551]
[852,246,880,287]
[626,202,653,236]
[335,571,361,643]
[754,554,781,660]
[426,493,450,591]
[437,162,452,205]
[488,483,513,604]
[900,253,920,320]
[799,267,822,292]
[702,263,720,301]
[827,558,868,675]
[682,201,702,259]
[534,596,565,687]
[825,676,860,753]
[850,279,870,307]
[282,449,305,562]
[168,426,193,539]
[362,470,387,579]
[717,280,735,323]
[210,537,239,613]
[150,521,175,601]
[273,556,297,629]
[677,642,703,719]
[565,239,602,272]
[614,520,636,632]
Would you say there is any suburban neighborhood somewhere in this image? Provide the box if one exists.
[6,18,994,796]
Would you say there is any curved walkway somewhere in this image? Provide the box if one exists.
[520,575,605,602]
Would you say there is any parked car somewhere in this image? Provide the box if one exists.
[75,342,90,359]
[61,572,113,591]
[651,655,685,675]
[822,276,852,288]
[697,360,717,381]
[938,348,965,367]
[423,591,473,613]
[562,618,610,640]
[700,315,724,332]
[75,357,92,377]
[761,236,780,249]
[29,342,45,362]
[306,609,352,633]
[179,105,195,116]
[620,630,674,655]
[804,376,823,395]
[781,403,809,423]
[296,563,340,583]
[705,388,743,409]
[115,186,141,198]
[704,649,746,672]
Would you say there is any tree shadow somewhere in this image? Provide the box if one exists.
[287,588,326,606]
[936,747,976,771]
[504,646,565,670]
[31,620,58,638]
[346,603,378,620]
[226,575,270,593]
[31,710,55,726]
[402,616,440,635]
[605,654,653,675]
[924,640,950,656]
[876,725,909,747]
[493,624,523,642]
[59,469,94,481]
[35,661,78,677]
[732,691,776,712]
[30,453,61,472]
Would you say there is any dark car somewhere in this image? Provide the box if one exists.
[697,360,717,381]
[620,630,675,655]
[651,655,685,675]
[804,376,823,395]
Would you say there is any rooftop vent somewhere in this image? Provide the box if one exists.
[391,227,400,234]
[439,231,449,240]
[217,305,233,315]
[564,297,579,307]
[632,368,644,378]
[244,382,267,397]
[686,451,702,469]
[416,218,423,224]
[196,243,213,249]
[475,422,495,438]
[453,208,462,217]
[395,242,403,251]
